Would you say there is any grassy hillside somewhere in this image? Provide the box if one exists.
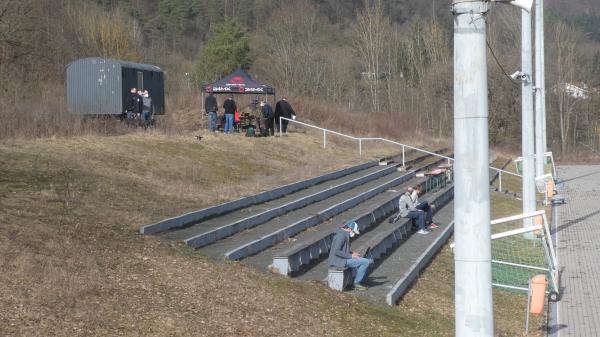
[0,131,544,336]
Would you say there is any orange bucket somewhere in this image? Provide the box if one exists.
[546,180,555,199]
[530,275,548,315]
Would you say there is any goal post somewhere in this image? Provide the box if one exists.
[490,210,558,294]
[515,151,557,177]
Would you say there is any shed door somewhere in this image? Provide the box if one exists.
[137,71,144,90]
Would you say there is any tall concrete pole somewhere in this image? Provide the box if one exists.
[534,0,545,178]
[452,1,494,336]
[540,0,548,154]
[521,9,536,226]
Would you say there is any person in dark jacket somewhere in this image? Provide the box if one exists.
[124,87,139,121]
[222,95,237,134]
[274,96,296,134]
[137,90,144,117]
[260,101,274,136]
[205,93,218,132]
[328,221,373,291]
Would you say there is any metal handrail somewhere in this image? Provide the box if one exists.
[278,117,522,180]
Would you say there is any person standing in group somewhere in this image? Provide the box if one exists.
[274,96,296,134]
[222,95,237,134]
[260,100,274,136]
[136,89,144,118]
[124,87,140,124]
[141,90,152,127]
[205,92,218,132]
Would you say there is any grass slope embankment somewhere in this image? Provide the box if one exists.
[0,132,542,336]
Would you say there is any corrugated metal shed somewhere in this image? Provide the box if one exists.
[67,58,165,115]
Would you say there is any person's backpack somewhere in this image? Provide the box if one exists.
[246,127,255,137]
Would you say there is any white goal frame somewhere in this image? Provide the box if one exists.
[490,210,558,293]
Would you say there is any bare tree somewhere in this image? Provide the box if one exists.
[398,17,452,135]
[256,0,327,97]
[0,0,40,82]
[553,22,584,153]
[352,0,390,113]
[65,3,142,61]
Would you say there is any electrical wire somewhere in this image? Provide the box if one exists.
[486,39,520,86]
[468,9,519,86]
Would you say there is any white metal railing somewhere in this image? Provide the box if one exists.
[278,117,522,190]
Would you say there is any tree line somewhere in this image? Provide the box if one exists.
[1,0,599,154]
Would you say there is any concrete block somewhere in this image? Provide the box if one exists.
[328,268,353,291]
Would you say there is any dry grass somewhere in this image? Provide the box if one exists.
[1,132,541,337]
[0,81,132,139]
[293,96,451,148]
[553,148,600,164]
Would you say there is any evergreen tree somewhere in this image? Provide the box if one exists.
[194,18,252,85]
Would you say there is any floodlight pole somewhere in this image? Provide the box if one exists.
[521,9,536,228]
[540,0,548,156]
[534,0,545,178]
[452,1,494,336]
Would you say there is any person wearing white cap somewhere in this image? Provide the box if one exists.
[327,221,373,291]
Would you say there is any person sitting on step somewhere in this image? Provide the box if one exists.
[409,186,438,229]
[328,221,373,291]
[396,187,430,234]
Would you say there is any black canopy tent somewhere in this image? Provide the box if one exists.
[201,68,276,111]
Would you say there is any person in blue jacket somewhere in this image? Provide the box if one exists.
[222,95,237,134]
[260,101,274,136]
[328,221,373,291]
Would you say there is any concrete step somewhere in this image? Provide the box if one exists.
[241,177,421,275]
[198,154,451,264]
[351,158,498,304]
[160,163,392,242]
[161,148,447,248]
[295,184,454,284]
[155,146,442,243]
[261,158,452,276]
[224,169,422,261]
[356,200,455,305]
[350,184,454,264]
[141,161,379,234]
[195,168,413,260]
[182,163,401,248]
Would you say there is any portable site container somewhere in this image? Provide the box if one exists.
[67,57,165,115]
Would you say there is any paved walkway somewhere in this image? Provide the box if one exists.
[555,165,600,337]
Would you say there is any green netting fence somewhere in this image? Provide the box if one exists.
[490,211,558,294]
